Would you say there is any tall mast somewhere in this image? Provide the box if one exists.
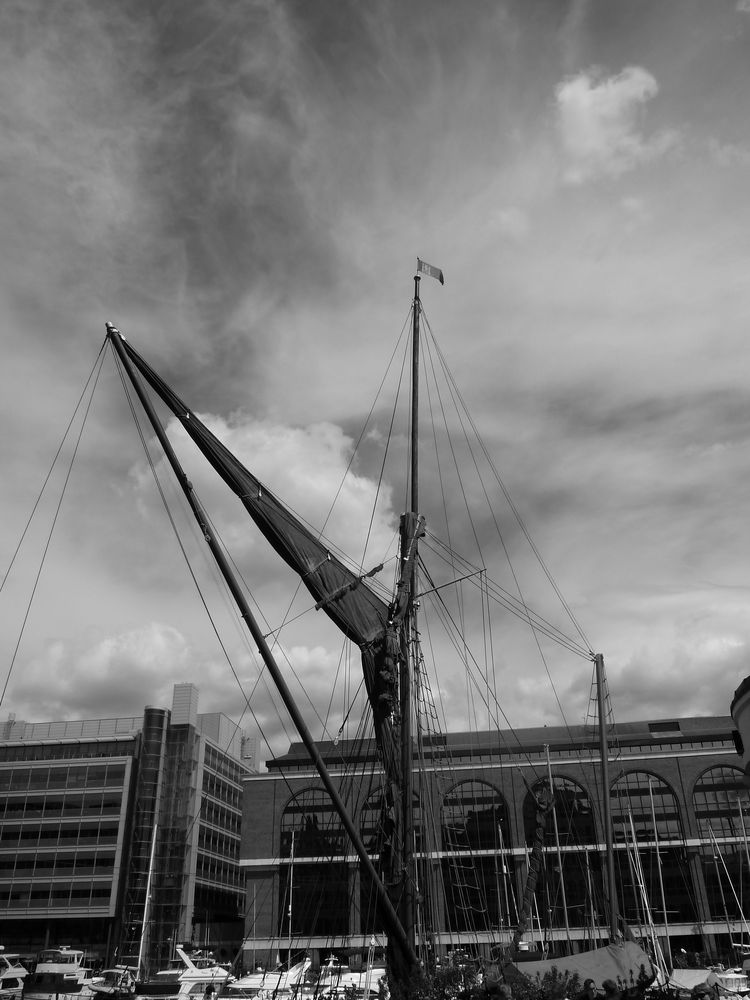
[106,322,418,977]
[595,652,619,941]
[399,273,421,953]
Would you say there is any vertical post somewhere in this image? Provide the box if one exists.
[710,828,732,956]
[288,830,294,958]
[138,822,159,980]
[649,779,671,972]
[584,852,597,943]
[497,824,514,924]
[546,745,571,949]
[595,653,619,941]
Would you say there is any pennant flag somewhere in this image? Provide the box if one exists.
[417,257,444,285]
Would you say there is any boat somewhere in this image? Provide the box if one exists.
[90,967,137,1000]
[0,948,27,1000]
[23,947,97,1000]
[102,261,656,994]
[224,957,311,998]
[300,954,386,999]
[668,966,750,998]
[133,946,232,1000]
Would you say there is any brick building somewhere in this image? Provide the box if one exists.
[240,714,749,969]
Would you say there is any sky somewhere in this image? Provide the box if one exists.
[2,0,750,765]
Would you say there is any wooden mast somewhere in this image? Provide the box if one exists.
[398,272,421,957]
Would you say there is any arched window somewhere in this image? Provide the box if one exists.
[279,787,348,938]
[358,786,423,935]
[360,786,423,855]
[440,780,512,933]
[522,777,596,847]
[521,777,601,931]
[280,787,345,859]
[442,779,510,852]
[610,771,682,843]
[693,766,749,921]
[693,766,746,839]
[610,771,696,925]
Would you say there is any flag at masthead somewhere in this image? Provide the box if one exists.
[417,257,444,285]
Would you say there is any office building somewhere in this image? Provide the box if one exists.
[0,683,254,969]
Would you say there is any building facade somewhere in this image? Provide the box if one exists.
[240,714,750,969]
[0,684,255,970]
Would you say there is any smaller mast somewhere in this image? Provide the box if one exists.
[648,778,671,973]
[546,745,571,950]
[137,822,158,980]
[594,652,619,942]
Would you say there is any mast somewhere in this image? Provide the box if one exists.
[137,822,158,980]
[399,273,421,953]
[546,745,571,950]
[106,323,418,978]
[595,652,619,941]
[648,778,671,973]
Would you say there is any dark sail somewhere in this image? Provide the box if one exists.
[108,327,417,980]
[116,338,400,755]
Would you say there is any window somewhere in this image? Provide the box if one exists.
[280,788,345,859]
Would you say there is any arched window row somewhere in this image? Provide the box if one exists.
[279,767,750,857]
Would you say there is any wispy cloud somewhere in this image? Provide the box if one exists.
[555,66,679,183]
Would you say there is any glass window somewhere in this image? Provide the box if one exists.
[9,770,29,792]
[693,766,750,921]
[280,788,345,859]
[693,766,746,840]
[522,777,596,847]
[443,780,511,852]
[611,771,682,842]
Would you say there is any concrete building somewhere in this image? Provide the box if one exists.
[240,714,749,969]
[0,684,255,970]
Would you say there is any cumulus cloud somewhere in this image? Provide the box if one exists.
[555,66,678,183]
[7,623,194,722]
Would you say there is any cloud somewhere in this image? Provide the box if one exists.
[7,623,194,722]
[707,137,750,167]
[555,66,678,183]
[490,207,530,241]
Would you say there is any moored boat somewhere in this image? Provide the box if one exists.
[224,957,311,999]
[23,947,96,1000]
[91,967,137,1000]
[0,948,27,1000]
[300,954,386,999]
[134,946,232,1000]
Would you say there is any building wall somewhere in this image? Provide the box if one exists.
[239,715,749,966]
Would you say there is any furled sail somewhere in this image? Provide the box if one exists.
[116,338,400,749]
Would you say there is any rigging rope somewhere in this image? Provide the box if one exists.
[0,343,107,710]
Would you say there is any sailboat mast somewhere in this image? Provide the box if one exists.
[648,778,671,972]
[400,273,421,953]
[595,652,619,941]
[137,822,158,979]
[105,323,418,976]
